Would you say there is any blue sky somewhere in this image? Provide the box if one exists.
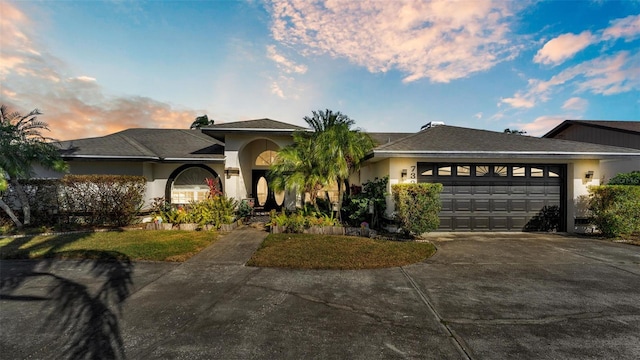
[1,0,639,140]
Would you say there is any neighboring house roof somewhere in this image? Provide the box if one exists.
[369,125,640,160]
[58,129,225,162]
[204,118,308,131]
[543,120,640,138]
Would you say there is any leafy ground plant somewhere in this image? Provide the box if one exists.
[247,233,436,269]
[0,230,218,262]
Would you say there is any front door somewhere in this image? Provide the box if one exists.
[252,170,279,211]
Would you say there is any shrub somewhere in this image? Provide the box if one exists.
[608,171,640,185]
[588,185,640,237]
[59,175,146,226]
[342,176,388,228]
[392,183,443,237]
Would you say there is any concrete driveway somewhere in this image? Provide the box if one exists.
[1,229,639,359]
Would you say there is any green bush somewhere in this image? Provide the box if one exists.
[59,175,146,226]
[608,171,640,185]
[267,208,341,233]
[392,183,443,237]
[588,185,640,237]
[341,176,388,228]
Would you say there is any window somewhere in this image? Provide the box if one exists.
[438,165,452,176]
[476,165,490,177]
[548,166,560,177]
[256,177,268,206]
[531,167,544,177]
[457,165,471,176]
[171,167,217,204]
[255,150,277,166]
[513,166,526,177]
[494,165,508,177]
[421,164,434,176]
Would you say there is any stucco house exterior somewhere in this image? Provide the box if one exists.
[47,119,640,233]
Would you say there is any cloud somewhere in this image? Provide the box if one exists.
[561,97,588,111]
[533,14,640,66]
[533,31,596,65]
[0,2,201,140]
[268,0,522,83]
[474,112,483,119]
[512,115,567,136]
[266,45,308,74]
[602,14,640,41]
[502,51,639,109]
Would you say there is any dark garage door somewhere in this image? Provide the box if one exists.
[418,163,566,231]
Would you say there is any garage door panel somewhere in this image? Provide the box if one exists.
[491,217,509,230]
[493,200,508,211]
[528,185,546,195]
[454,185,472,195]
[454,200,471,211]
[441,199,453,212]
[528,200,546,212]
[492,185,509,194]
[453,217,471,230]
[473,217,490,230]
[474,186,491,195]
[510,200,527,212]
[473,199,490,212]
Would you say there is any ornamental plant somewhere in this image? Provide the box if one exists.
[588,185,640,237]
[392,183,443,237]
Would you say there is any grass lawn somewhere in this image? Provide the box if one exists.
[0,230,218,262]
[246,233,436,270]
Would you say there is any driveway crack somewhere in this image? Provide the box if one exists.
[400,266,474,360]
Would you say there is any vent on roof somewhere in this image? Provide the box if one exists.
[420,121,445,130]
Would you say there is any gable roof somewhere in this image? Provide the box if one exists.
[58,129,225,162]
[204,118,308,131]
[543,120,640,138]
[370,125,640,160]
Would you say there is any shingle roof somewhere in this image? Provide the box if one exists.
[58,129,225,161]
[371,125,640,158]
[367,132,414,146]
[543,120,640,137]
[205,118,308,131]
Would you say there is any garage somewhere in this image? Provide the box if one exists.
[417,163,566,231]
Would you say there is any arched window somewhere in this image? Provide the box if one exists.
[169,166,219,204]
[255,150,277,166]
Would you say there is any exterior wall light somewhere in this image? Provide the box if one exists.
[401,169,407,179]
[585,170,594,179]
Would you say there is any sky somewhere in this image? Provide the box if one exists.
[1,0,639,141]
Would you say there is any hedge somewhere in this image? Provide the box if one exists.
[392,183,443,237]
[588,185,640,237]
[1,175,146,227]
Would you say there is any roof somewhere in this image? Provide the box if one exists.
[370,125,640,159]
[204,118,308,131]
[367,132,414,146]
[543,120,640,138]
[58,129,225,162]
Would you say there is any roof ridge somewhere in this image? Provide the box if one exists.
[374,127,437,150]
[116,133,157,157]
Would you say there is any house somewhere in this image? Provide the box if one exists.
[49,119,640,233]
[542,120,640,181]
[360,122,639,232]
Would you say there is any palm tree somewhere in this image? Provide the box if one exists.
[190,115,214,129]
[269,109,374,215]
[268,132,326,208]
[0,105,67,228]
[305,110,374,217]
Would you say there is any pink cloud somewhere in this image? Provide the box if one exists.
[513,115,568,136]
[561,97,588,112]
[602,14,640,41]
[269,0,522,83]
[533,31,596,66]
[1,2,202,141]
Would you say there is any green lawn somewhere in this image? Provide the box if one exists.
[0,230,218,262]
[247,233,436,270]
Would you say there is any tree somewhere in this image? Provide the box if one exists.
[304,110,374,218]
[268,132,326,208]
[269,109,374,216]
[190,114,214,129]
[0,105,67,228]
[503,128,527,135]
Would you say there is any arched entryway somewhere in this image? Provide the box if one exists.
[239,139,285,211]
[165,165,221,204]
